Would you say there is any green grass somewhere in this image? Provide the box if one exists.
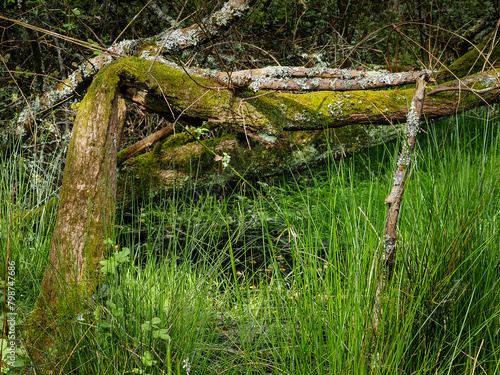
[2,108,500,374]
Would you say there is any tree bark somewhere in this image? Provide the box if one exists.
[383,76,428,277]
[29,62,127,361]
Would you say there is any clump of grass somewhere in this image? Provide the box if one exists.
[0,139,61,303]
[3,108,500,374]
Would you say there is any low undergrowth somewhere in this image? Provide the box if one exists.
[2,107,500,374]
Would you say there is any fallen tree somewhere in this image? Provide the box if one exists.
[31,55,500,338]
[115,59,500,206]
[10,0,500,363]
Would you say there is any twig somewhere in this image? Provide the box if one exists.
[0,15,126,58]
[117,124,175,164]
[428,83,500,96]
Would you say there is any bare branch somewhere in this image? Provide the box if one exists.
[384,75,428,277]
[215,67,431,91]
[117,124,174,164]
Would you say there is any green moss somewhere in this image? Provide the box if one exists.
[439,31,500,82]
[109,57,232,118]
[161,132,193,149]
[247,88,411,132]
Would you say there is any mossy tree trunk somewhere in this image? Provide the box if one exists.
[29,63,127,361]
[115,58,500,205]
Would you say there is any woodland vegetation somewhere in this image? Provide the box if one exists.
[1,0,500,373]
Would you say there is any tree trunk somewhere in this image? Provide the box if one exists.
[29,62,126,361]
[112,58,500,206]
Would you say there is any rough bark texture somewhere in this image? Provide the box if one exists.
[384,76,428,276]
[29,62,126,358]
[213,67,430,91]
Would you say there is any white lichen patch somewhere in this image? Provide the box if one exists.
[221,152,231,168]
[112,39,140,55]
[211,2,249,27]
[17,52,115,126]
[153,28,200,53]
[405,101,420,138]
[257,133,278,143]
[294,109,312,122]
[290,145,320,166]
[305,66,330,77]
[265,66,292,78]
[249,75,273,92]
[340,70,353,80]
[478,74,498,88]
[291,78,311,90]
[383,235,397,257]
[309,77,321,88]
[393,169,405,185]
[396,150,412,168]
[139,49,183,71]
[327,96,352,118]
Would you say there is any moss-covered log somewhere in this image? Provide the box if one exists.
[437,29,500,82]
[112,58,500,203]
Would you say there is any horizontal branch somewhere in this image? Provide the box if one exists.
[214,67,431,91]
[113,58,500,142]
[117,124,174,164]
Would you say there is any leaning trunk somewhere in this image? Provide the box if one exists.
[29,63,126,359]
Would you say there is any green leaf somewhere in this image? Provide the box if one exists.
[152,328,170,341]
[13,357,25,367]
[99,259,117,274]
[107,301,124,317]
[100,248,130,274]
[104,238,114,246]
[141,351,154,366]
[142,317,161,331]
[98,321,113,329]
[115,247,130,263]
